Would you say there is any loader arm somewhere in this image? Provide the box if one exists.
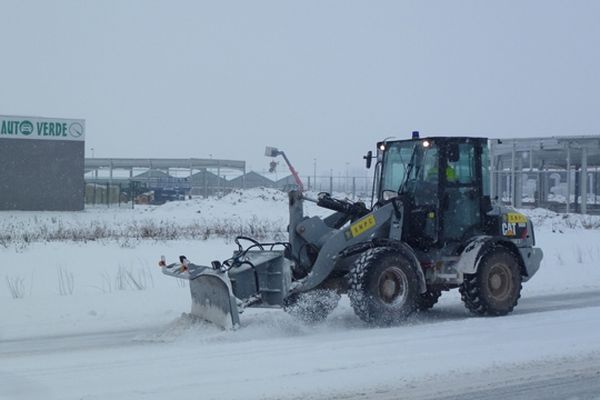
[289,200,398,293]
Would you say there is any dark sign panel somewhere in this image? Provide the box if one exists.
[0,115,85,211]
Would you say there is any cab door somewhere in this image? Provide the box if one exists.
[441,141,483,242]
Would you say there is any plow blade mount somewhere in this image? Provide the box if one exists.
[162,263,240,330]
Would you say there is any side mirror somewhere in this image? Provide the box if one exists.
[265,146,279,157]
[381,190,398,201]
[364,151,373,169]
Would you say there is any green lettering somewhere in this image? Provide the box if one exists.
[2,120,77,137]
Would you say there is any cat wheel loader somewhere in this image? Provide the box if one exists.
[160,134,543,329]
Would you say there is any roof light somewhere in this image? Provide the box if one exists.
[422,140,431,148]
[379,144,386,151]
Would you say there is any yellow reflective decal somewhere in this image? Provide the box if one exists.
[350,215,376,238]
[507,213,527,224]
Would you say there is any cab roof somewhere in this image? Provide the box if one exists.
[381,136,488,144]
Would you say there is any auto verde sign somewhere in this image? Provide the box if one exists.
[0,115,85,141]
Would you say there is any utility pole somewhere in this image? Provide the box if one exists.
[313,158,317,191]
[345,162,349,193]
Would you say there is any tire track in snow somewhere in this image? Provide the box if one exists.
[2,289,599,357]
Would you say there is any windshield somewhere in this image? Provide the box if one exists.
[380,142,415,194]
[380,141,439,202]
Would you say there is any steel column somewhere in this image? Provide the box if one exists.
[515,156,523,208]
[581,146,588,214]
[566,144,571,213]
[511,142,516,206]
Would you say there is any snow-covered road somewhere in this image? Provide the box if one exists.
[330,354,600,400]
[3,289,600,358]
[2,289,599,400]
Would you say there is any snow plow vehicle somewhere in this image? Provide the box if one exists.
[160,134,543,329]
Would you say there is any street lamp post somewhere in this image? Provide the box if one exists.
[313,158,317,191]
[345,162,349,193]
[91,148,97,179]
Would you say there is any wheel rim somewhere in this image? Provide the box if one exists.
[377,266,408,305]
[487,263,512,301]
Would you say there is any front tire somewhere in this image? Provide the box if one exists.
[460,247,522,316]
[348,247,420,326]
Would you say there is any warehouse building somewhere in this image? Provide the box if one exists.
[490,135,600,214]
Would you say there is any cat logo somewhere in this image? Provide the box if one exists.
[502,222,516,236]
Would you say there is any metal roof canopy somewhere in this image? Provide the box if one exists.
[490,135,600,169]
[490,135,600,214]
[85,158,245,171]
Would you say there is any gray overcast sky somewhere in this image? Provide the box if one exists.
[1,1,599,176]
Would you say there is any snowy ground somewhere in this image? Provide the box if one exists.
[1,189,600,400]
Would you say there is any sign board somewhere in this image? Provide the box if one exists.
[0,115,85,141]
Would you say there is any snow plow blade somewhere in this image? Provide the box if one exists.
[162,263,240,330]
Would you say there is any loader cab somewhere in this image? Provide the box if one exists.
[377,136,491,250]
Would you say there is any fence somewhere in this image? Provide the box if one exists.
[84,174,376,207]
[89,169,600,214]
[85,182,148,208]
[304,175,374,198]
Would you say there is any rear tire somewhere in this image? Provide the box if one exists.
[348,247,420,326]
[459,247,522,316]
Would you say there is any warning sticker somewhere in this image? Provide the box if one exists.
[507,213,527,224]
[348,215,376,239]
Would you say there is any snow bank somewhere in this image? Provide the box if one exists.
[522,207,600,231]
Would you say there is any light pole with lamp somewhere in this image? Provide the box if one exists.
[345,162,349,193]
[313,158,317,191]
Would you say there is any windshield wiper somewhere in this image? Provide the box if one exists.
[397,144,418,194]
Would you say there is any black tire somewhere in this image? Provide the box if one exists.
[283,289,341,324]
[459,247,522,316]
[348,247,421,326]
[417,289,442,311]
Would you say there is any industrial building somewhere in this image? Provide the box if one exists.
[490,135,600,214]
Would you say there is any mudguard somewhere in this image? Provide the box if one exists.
[455,235,543,281]
[454,236,494,276]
